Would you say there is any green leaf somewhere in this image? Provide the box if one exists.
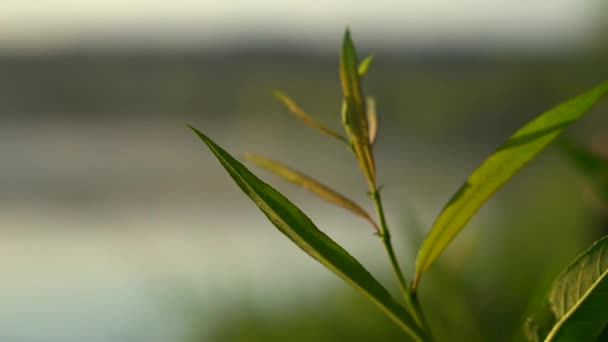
[273,90,348,144]
[414,81,608,288]
[358,55,374,78]
[340,29,376,189]
[189,126,428,342]
[527,235,608,342]
[244,153,380,233]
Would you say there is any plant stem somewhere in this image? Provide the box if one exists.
[370,188,433,340]
[370,190,409,298]
[409,289,432,340]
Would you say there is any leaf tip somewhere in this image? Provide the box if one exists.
[271,88,285,100]
[344,27,352,39]
[358,55,374,77]
[242,152,262,165]
[341,28,357,66]
[187,124,202,137]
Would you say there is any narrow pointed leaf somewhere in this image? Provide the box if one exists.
[414,81,608,287]
[358,55,374,78]
[189,126,427,341]
[340,29,376,189]
[273,90,348,143]
[366,96,378,145]
[527,235,608,342]
[244,153,379,233]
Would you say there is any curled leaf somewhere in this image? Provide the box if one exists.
[244,153,379,233]
[273,89,348,144]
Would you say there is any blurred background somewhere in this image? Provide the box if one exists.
[1,1,608,341]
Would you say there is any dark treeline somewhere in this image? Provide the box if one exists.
[1,45,606,141]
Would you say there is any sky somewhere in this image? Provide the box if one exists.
[0,0,605,51]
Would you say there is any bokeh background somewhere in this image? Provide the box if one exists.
[1,1,608,341]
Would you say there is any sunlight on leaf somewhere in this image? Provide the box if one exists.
[366,96,378,145]
[414,81,608,288]
[244,153,379,233]
[189,126,427,342]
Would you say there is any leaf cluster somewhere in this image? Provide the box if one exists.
[190,29,608,341]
